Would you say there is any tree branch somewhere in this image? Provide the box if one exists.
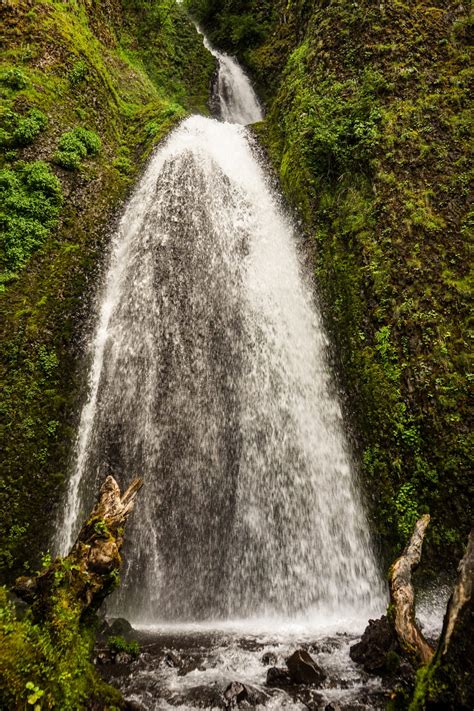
[389,514,435,665]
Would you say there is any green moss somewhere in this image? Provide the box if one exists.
[0,108,48,148]
[0,161,63,281]
[0,66,29,90]
[0,587,123,710]
[54,127,102,170]
[108,635,140,659]
[67,60,88,86]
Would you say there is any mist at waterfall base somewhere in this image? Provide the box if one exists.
[55,33,399,708]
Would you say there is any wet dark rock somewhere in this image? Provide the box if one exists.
[325,675,352,690]
[261,651,278,666]
[224,681,247,707]
[266,666,293,687]
[350,617,417,691]
[286,649,326,686]
[163,651,181,668]
[115,651,133,665]
[124,700,147,711]
[292,687,325,709]
[95,650,113,665]
[96,618,112,643]
[223,682,270,708]
[309,637,342,656]
[178,656,206,676]
[349,616,399,674]
[108,617,135,639]
[174,684,223,708]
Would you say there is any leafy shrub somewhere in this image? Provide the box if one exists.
[112,156,133,175]
[12,109,48,146]
[395,483,420,541]
[0,161,63,280]
[0,67,29,90]
[68,60,88,85]
[53,127,101,170]
[0,108,48,148]
[108,635,140,659]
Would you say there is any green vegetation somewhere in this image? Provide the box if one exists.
[0,0,214,583]
[1,161,63,283]
[185,0,275,57]
[189,0,473,571]
[0,586,122,710]
[0,108,48,148]
[54,127,102,170]
[108,635,140,659]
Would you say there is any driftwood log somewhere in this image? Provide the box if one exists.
[14,475,142,622]
[389,514,434,665]
[351,517,474,709]
[411,529,474,709]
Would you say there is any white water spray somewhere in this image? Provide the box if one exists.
[59,32,384,625]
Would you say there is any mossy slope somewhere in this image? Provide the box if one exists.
[0,0,214,581]
[189,0,473,571]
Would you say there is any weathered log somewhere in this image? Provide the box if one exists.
[14,475,143,622]
[410,529,474,709]
[389,514,435,666]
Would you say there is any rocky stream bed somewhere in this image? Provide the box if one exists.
[98,628,386,710]
[95,588,449,710]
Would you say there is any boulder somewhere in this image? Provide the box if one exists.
[124,700,148,711]
[266,666,292,687]
[349,616,399,674]
[108,617,134,638]
[223,682,247,707]
[223,682,269,708]
[286,649,326,686]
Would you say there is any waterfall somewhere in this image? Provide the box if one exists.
[58,34,384,624]
[203,36,263,124]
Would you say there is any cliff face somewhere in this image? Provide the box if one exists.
[188,0,473,569]
[0,0,214,581]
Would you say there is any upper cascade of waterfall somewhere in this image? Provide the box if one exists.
[58,34,384,627]
[201,31,263,125]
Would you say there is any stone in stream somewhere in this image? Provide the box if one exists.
[172,684,223,708]
[115,651,133,665]
[261,651,278,666]
[349,616,400,674]
[124,701,148,711]
[163,651,181,668]
[224,682,247,706]
[223,681,270,708]
[108,617,135,639]
[286,649,327,686]
[266,666,293,687]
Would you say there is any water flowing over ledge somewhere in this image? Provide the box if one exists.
[58,32,385,629]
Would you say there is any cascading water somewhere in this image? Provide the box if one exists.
[203,35,263,124]
[58,33,384,629]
